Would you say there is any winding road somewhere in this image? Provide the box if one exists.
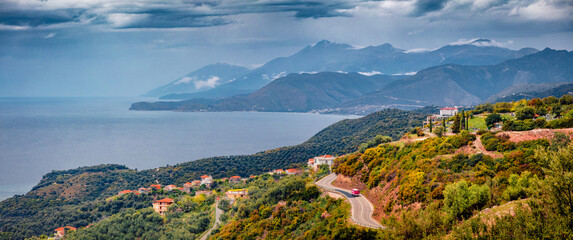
[200,200,223,240]
[315,173,384,229]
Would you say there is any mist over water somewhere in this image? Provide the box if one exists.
[0,98,355,200]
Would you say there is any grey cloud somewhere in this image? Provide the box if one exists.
[0,9,92,27]
[0,0,357,29]
[412,0,449,16]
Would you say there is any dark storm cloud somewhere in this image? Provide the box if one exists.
[0,8,93,27]
[0,0,356,29]
[412,0,449,16]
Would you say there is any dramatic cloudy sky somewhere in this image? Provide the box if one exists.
[0,0,572,97]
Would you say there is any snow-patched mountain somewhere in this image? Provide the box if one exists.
[343,48,573,108]
[143,63,249,98]
[133,48,573,114]
[148,39,538,100]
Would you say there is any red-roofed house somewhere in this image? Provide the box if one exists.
[230,176,241,183]
[273,169,285,174]
[249,175,257,178]
[183,182,193,193]
[286,169,301,175]
[118,190,133,196]
[150,184,162,190]
[440,107,458,116]
[200,175,213,186]
[54,226,76,239]
[152,198,174,215]
[309,155,336,170]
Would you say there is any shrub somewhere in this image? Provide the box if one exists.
[443,180,491,220]
[485,113,502,129]
[434,126,445,138]
[546,118,573,129]
[502,171,538,201]
[515,106,536,120]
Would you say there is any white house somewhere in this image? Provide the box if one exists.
[440,107,458,116]
[308,155,335,170]
[200,175,213,186]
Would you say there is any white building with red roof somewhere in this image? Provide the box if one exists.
[440,107,458,116]
[286,168,302,175]
[200,175,213,186]
[308,155,335,170]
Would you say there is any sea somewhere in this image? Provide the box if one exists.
[0,98,356,201]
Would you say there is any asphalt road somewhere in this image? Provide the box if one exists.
[200,200,223,240]
[315,173,385,229]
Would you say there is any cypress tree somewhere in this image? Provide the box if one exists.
[452,114,461,134]
[460,110,465,131]
[429,117,433,133]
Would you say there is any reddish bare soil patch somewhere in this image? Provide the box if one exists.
[454,145,479,155]
[504,128,573,143]
[473,137,504,159]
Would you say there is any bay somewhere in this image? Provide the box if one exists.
[0,98,355,200]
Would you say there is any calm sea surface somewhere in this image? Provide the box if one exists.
[0,98,355,200]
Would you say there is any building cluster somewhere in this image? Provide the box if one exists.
[270,168,302,175]
[308,155,335,170]
[48,155,335,236]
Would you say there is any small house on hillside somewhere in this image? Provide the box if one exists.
[200,175,213,186]
[183,182,193,193]
[273,169,285,174]
[152,198,174,215]
[226,189,248,200]
[286,168,301,175]
[230,176,241,183]
[149,184,162,190]
[54,226,76,239]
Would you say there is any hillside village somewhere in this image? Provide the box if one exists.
[4,95,573,240]
[47,154,337,239]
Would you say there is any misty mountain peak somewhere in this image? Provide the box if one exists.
[312,40,352,49]
[471,38,492,44]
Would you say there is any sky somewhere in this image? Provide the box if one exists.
[0,0,572,97]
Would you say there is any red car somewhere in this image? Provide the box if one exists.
[351,189,360,197]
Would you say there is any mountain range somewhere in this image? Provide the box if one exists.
[346,48,573,108]
[146,39,538,100]
[132,48,573,114]
[132,72,402,112]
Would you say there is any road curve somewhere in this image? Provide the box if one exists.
[315,173,385,229]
